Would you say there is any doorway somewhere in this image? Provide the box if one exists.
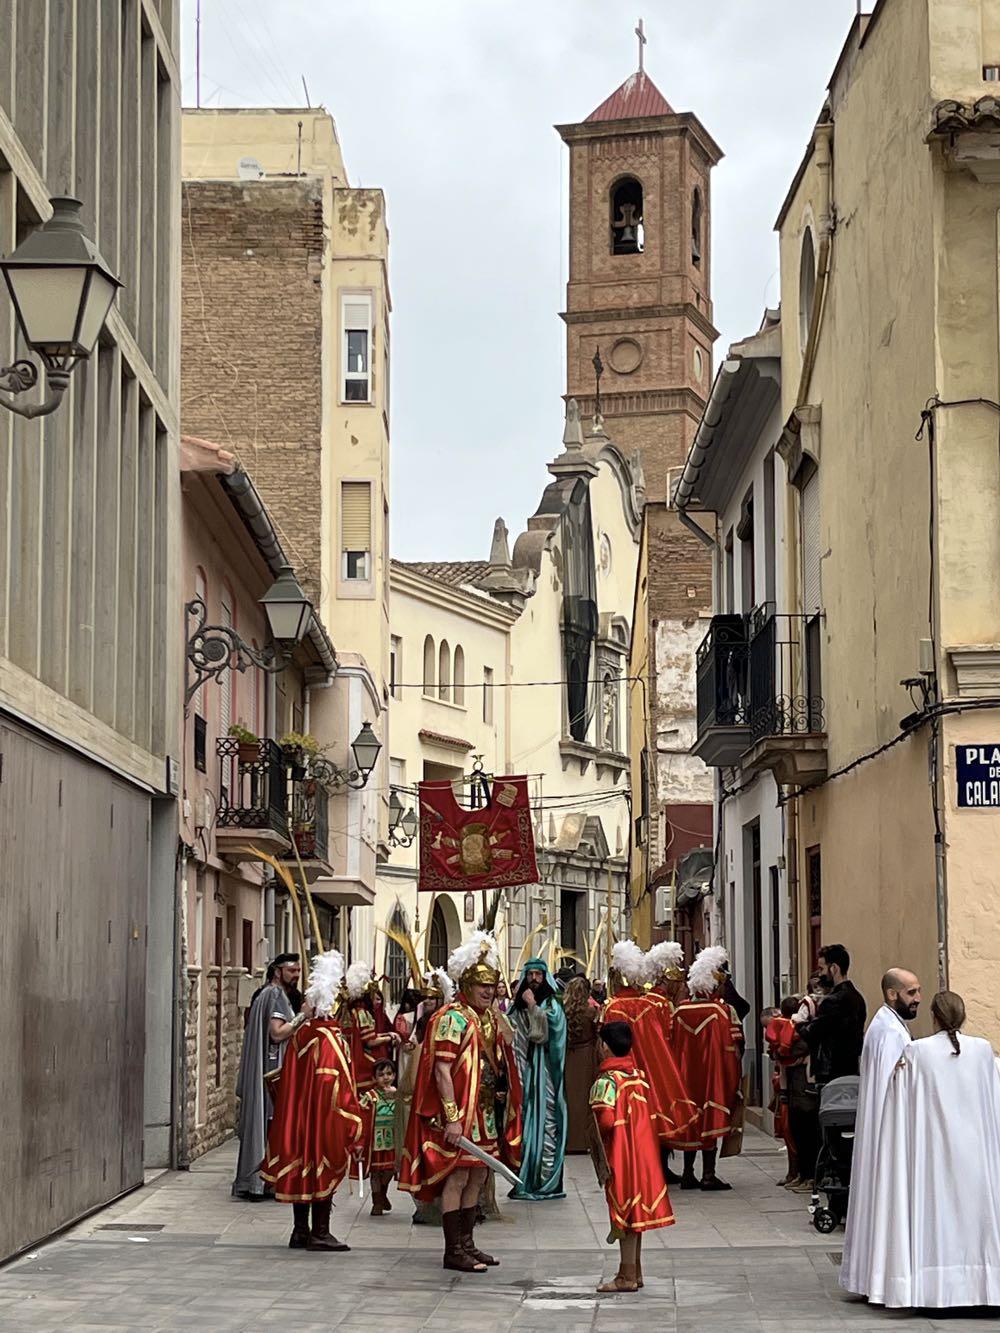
[743,820,764,1105]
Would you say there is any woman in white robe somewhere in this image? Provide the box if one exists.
[866,991,1000,1309]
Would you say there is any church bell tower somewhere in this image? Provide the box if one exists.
[556,39,723,502]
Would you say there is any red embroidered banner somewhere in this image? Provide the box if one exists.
[417,776,539,892]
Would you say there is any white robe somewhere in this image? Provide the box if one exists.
[866,1031,1000,1309]
[840,1004,912,1296]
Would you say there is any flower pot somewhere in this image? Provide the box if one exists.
[237,741,259,765]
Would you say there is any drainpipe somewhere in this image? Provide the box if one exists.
[175,841,191,1170]
[677,507,716,549]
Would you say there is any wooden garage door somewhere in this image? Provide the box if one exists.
[0,720,150,1260]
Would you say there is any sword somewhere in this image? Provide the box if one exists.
[454,1134,523,1189]
[357,1154,365,1201]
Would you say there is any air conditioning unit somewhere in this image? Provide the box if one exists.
[654,884,673,928]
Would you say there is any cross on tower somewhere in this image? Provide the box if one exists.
[635,17,647,74]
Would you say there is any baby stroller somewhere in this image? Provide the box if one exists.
[810,1075,859,1233]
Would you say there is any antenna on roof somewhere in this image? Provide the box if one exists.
[302,76,311,108]
[635,17,646,74]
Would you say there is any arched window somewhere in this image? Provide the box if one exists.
[610,176,644,255]
[385,903,410,1004]
[428,898,449,969]
[422,635,435,694]
[691,187,703,266]
[453,645,465,705]
[799,227,816,354]
[438,639,451,701]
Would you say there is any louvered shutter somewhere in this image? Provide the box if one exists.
[800,471,821,616]
[341,481,372,553]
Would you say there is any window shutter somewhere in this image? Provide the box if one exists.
[801,471,821,616]
[341,482,372,552]
[344,300,370,330]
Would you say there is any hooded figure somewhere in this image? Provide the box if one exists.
[508,957,568,1200]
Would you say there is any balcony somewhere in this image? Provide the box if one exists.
[215,737,291,858]
[694,607,828,787]
[282,778,332,883]
[692,614,751,766]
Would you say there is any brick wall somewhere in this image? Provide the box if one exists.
[184,966,249,1161]
[646,503,712,621]
[181,179,325,602]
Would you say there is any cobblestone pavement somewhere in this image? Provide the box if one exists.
[1,1129,996,1332]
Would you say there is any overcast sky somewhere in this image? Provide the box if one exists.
[179,0,860,561]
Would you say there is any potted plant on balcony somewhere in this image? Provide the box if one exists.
[279,731,322,781]
[228,724,259,766]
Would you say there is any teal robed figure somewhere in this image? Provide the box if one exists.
[508,957,567,1200]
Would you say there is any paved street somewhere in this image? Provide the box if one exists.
[1,1128,993,1332]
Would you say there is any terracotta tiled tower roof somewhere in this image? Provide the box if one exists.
[585,70,673,122]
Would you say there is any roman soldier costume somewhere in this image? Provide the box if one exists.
[338,961,396,1094]
[399,930,523,1272]
[602,940,696,1142]
[260,950,363,1251]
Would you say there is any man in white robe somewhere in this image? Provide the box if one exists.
[865,1005,1000,1308]
[839,968,921,1298]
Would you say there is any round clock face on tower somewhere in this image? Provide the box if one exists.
[608,337,643,375]
[598,533,613,578]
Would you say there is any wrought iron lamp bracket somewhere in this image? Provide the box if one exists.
[310,755,370,792]
[184,597,285,711]
[0,359,70,420]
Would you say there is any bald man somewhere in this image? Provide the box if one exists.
[839,967,921,1299]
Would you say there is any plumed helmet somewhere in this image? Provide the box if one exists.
[645,941,685,983]
[304,949,346,1018]
[421,967,455,1003]
[345,960,374,1001]
[610,939,646,986]
[687,945,729,997]
[447,930,501,988]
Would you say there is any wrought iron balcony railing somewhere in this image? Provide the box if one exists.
[694,607,825,767]
[216,737,288,839]
[287,777,330,865]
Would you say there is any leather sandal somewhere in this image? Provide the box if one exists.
[442,1209,486,1272]
[597,1265,639,1294]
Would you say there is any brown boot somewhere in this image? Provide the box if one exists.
[306,1199,350,1252]
[442,1209,485,1272]
[597,1264,639,1294]
[289,1202,310,1249]
[636,1234,644,1289]
[460,1205,499,1267]
[370,1178,385,1217]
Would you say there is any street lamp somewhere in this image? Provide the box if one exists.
[313,722,382,791]
[0,197,122,420]
[388,789,419,847]
[184,564,313,709]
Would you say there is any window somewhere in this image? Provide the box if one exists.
[194,714,207,773]
[385,904,410,1004]
[691,186,703,265]
[807,846,822,968]
[483,666,495,724]
[423,635,435,693]
[985,65,1000,81]
[799,227,816,354]
[453,645,465,705]
[610,176,644,254]
[737,487,754,613]
[390,635,402,699]
[389,757,406,790]
[242,919,254,972]
[438,640,451,701]
[341,480,372,581]
[342,293,372,402]
[428,899,449,969]
[219,582,235,790]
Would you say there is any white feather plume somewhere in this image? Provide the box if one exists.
[687,945,729,996]
[305,949,346,1017]
[644,941,684,981]
[345,960,373,1000]
[611,938,646,985]
[447,929,500,984]
[423,967,455,1004]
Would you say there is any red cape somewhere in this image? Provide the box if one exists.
[666,998,743,1150]
[603,988,697,1141]
[340,1001,396,1093]
[590,1056,674,1234]
[398,998,522,1202]
[260,1018,363,1202]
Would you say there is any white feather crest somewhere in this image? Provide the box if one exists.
[423,968,455,1004]
[687,945,729,996]
[611,938,646,985]
[305,949,346,1017]
[345,960,373,1000]
[645,941,684,981]
[447,929,500,983]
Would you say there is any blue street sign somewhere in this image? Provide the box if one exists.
[956,745,1000,808]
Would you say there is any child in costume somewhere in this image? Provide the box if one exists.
[363,1058,398,1216]
[589,1020,675,1294]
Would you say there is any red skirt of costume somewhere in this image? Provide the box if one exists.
[603,989,697,1141]
[398,1000,522,1203]
[260,1018,363,1202]
[590,1057,674,1235]
[666,998,743,1151]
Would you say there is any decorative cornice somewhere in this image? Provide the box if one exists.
[562,302,719,343]
[570,387,707,419]
[947,645,1000,700]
